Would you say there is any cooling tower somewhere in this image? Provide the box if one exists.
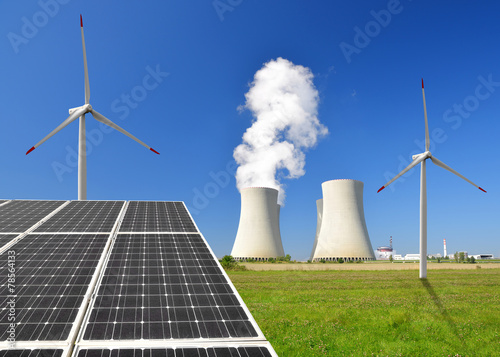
[311,179,375,262]
[309,199,323,261]
[231,187,285,261]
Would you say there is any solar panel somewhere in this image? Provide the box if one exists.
[34,201,124,233]
[82,234,258,341]
[0,201,66,233]
[0,235,19,249]
[0,349,64,357]
[119,202,197,232]
[0,234,109,342]
[75,346,273,357]
[0,200,276,357]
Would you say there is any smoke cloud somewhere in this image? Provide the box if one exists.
[234,57,328,204]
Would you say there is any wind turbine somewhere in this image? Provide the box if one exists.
[26,15,160,200]
[377,79,486,278]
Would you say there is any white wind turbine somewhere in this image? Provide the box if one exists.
[26,15,160,200]
[377,79,486,278]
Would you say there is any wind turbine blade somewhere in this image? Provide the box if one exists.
[430,156,486,192]
[422,78,430,151]
[26,106,87,155]
[81,15,90,104]
[377,154,427,192]
[90,109,160,154]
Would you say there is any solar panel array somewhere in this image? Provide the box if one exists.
[0,200,276,357]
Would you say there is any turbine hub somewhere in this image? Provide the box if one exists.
[412,151,432,160]
[68,104,92,114]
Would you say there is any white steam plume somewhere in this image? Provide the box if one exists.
[234,57,328,204]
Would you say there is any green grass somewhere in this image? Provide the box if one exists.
[228,269,500,356]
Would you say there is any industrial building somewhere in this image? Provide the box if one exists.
[375,237,395,260]
[311,179,375,262]
[231,187,285,261]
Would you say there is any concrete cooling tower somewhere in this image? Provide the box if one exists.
[231,187,285,261]
[311,179,375,262]
[309,199,323,261]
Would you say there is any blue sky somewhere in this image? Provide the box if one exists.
[1,1,499,260]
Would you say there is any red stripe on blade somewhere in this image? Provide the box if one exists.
[80,14,83,27]
[421,78,424,89]
[377,186,385,193]
[479,187,487,193]
[26,147,35,155]
[150,148,160,155]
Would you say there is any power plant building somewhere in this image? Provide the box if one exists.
[231,187,285,260]
[311,179,375,262]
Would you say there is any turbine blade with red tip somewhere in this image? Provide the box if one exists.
[81,15,90,104]
[26,106,88,154]
[422,78,430,152]
[377,154,427,193]
[430,156,486,193]
[90,109,159,154]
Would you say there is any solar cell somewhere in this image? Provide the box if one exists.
[119,202,197,232]
[0,349,63,357]
[0,201,66,233]
[75,347,273,357]
[0,235,19,249]
[0,234,109,341]
[82,234,258,341]
[35,201,124,233]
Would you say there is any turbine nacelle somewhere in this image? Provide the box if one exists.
[412,151,431,160]
[69,104,92,115]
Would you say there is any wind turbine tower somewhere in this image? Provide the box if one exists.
[444,239,447,258]
[26,15,159,200]
[377,79,486,278]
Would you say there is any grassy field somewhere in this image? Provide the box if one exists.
[228,269,500,356]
